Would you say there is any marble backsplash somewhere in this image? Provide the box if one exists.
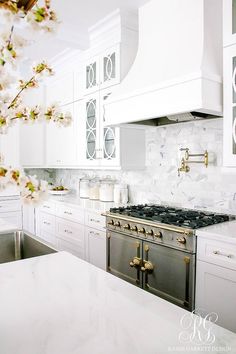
[27,118,236,214]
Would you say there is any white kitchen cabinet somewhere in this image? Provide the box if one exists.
[85,227,106,270]
[20,86,45,168]
[81,88,146,169]
[46,72,74,106]
[224,0,236,47]
[84,45,120,95]
[22,204,35,235]
[35,209,56,246]
[0,199,22,228]
[0,125,20,167]
[196,236,236,333]
[223,44,236,166]
[46,102,78,167]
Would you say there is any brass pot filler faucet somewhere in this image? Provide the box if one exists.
[178,148,209,176]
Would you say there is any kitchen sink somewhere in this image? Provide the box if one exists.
[0,231,57,264]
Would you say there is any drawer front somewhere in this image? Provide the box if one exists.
[39,229,56,246]
[0,211,22,229]
[85,211,106,231]
[0,200,21,213]
[40,201,56,215]
[40,212,56,235]
[57,238,85,260]
[56,204,84,224]
[56,218,85,246]
[197,238,236,270]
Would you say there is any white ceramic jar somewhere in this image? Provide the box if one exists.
[79,176,90,199]
[100,177,115,202]
[89,178,100,200]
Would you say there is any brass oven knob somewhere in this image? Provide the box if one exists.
[177,237,186,244]
[145,230,153,236]
[123,224,130,230]
[130,257,141,267]
[114,221,121,227]
[130,226,138,232]
[108,220,114,226]
[138,227,145,234]
[141,261,154,272]
[154,231,162,239]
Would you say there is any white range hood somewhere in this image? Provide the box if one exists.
[105,0,223,126]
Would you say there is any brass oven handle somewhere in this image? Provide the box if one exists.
[141,260,154,273]
[130,257,142,267]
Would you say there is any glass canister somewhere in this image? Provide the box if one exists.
[89,177,100,200]
[100,176,115,202]
[79,176,91,199]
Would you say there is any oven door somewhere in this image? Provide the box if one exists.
[143,241,195,311]
[107,231,142,287]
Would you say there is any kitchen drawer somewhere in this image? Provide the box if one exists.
[40,212,56,235]
[39,229,56,247]
[0,200,21,213]
[57,238,85,260]
[0,211,22,228]
[197,237,236,270]
[85,211,106,231]
[56,204,84,224]
[56,218,85,246]
[40,201,56,215]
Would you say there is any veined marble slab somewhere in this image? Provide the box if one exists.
[0,252,235,354]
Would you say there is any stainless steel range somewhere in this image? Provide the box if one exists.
[104,205,231,311]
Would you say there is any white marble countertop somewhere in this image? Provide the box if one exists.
[48,194,121,212]
[0,252,235,354]
[196,220,236,244]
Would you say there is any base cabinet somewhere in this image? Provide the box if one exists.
[85,227,106,270]
[196,236,236,333]
[0,199,22,229]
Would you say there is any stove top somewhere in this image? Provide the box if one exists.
[109,205,231,229]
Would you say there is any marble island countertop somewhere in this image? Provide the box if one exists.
[0,252,235,354]
[196,220,236,244]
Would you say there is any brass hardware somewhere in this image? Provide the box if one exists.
[178,148,209,176]
[178,158,190,176]
[177,237,186,244]
[107,220,114,226]
[141,260,154,273]
[114,221,121,227]
[213,250,233,258]
[184,256,190,264]
[138,227,145,234]
[130,226,138,232]
[144,245,149,252]
[154,231,162,239]
[145,230,153,236]
[123,224,130,230]
[107,233,111,239]
[104,213,193,236]
[136,242,140,249]
[130,257,142,267]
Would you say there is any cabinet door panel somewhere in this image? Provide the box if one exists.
[46,72,74,106]
[100,45,120,89]
[224,45,236,166]
[196,260,236,332]
[84,56,100,94]
[86,227,106,270]
[46,103,77,166]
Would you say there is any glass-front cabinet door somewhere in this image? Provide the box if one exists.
[100,45,120,89]
[84,93,100,166]
[100,89,120,166]
[224,0,236,47]
[223,45,236,166]
[85,56,99,94]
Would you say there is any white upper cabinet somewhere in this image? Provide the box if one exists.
[46,102,77,167]
[84,45,120,94]
[224,0,236,47]
[223,3,236,166]
[20,86,45,168]
[46,72,74,106]
[80,88,145,169]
